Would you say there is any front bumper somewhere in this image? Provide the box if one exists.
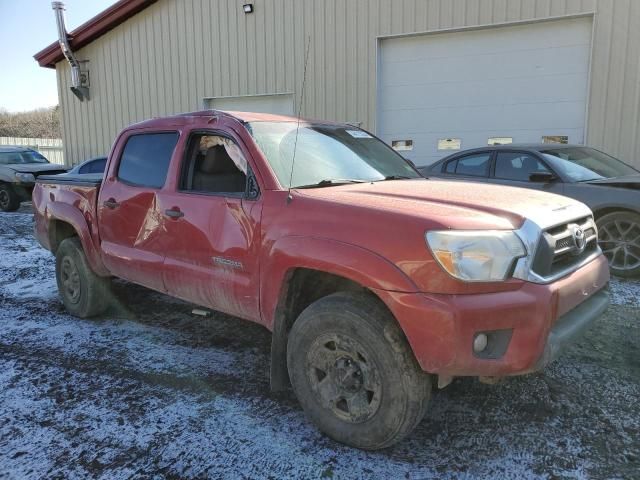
[374,254,610,377]
[533,286,609,371]
[13,183,34,201]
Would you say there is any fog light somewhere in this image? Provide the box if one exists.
[473,333,488,353]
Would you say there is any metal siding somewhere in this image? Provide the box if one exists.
[378,18,593,165]
[54,0,638,169]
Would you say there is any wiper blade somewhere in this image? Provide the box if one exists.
[382,175,413,181]
[294,179,367,189]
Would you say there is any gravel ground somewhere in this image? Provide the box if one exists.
[0,208,639,479]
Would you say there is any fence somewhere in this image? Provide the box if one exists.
[0,137,64,165]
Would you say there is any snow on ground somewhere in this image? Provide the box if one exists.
[1,209,639,479]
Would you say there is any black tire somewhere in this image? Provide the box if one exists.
[55,237,111,318]
[0,183,21,212]
[596,211,640,278]
[287,291,431,450]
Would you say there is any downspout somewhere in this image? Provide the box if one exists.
[52,1,89,101]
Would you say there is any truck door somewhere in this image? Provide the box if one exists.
[97,130,180,292]
[157,130,263,321]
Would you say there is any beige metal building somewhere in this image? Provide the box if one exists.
[35,0,640,168]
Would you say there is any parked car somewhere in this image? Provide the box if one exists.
[33,111,609,449]
[67,156,107,175]
[0,146,68,211]
[421,145,640,278]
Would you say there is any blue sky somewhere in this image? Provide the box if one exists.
[0,0,114,112]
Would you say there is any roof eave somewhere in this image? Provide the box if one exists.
[33,0,157,69]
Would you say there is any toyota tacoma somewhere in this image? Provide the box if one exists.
[32,111,610,449]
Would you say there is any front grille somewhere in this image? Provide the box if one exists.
[531,216,599,278]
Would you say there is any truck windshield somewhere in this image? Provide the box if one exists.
[0,150,49,165]
[541,147,638,182]
[247,121,419,188]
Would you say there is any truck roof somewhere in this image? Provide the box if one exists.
[127,109,351,129]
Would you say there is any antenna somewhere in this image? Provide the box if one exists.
[287,35,311,204]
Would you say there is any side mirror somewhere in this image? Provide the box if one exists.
[529,171,556,183]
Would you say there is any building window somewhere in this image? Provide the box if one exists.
[438,138,461,150]
[488,137,513,146]
[542,135,569,144]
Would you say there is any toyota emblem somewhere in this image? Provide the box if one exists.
[572,226,587,253]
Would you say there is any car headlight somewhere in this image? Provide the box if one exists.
[426,230,526,282]
[15,172,36,183]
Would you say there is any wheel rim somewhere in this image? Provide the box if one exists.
[61,257,81,303]
[599,219,640,271]
[306,333,382,423]
[0,189,9,209]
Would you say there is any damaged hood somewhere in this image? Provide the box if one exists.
[6,163,69,174]
[297,178,591,230]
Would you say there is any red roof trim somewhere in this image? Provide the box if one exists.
[33,0,158,69]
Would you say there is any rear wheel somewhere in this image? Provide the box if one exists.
[55,237,111,317]
[287,291,431,450]
[597,211,640,278]
[0,184,20,212]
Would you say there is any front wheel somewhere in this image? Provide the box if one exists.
[597,211,640,278]
[287,292,431,450]
[55,237,112,317]
[0,184,20,212]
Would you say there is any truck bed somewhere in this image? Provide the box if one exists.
[36,172,103,187]
[32,174,103,271]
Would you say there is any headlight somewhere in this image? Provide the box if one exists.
[15,172,36,183]
[426,230,526,282]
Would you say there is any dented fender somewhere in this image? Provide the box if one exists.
[43,195,109,277]
[260,235,419,330]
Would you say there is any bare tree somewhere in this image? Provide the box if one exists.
[0,107,61,138]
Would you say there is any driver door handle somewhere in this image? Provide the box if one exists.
[165,208,184,219]
[103,198,120,209]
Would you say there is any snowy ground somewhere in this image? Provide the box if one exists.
[0,207,639,479]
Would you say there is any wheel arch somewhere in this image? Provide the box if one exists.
[592,205,640,220]
[46,202,109,276]
[269,266,409,392]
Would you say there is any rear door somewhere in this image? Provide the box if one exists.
[98,130,180,292]
[437,152,493,183]
[158,128,263,321]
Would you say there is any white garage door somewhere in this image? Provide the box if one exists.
[205,94,294,116]
[377,18,593,167]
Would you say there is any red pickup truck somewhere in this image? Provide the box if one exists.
[33,110,610,449]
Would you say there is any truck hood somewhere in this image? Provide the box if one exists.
[297,178,591,230]
[6,163,69,174]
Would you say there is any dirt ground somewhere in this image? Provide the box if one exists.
[0,207,638,479]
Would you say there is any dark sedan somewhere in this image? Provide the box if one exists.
[421,144,640,278]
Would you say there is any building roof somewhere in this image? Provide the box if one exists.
[34,0,157,69]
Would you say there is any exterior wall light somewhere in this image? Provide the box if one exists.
[243,4,254,13]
